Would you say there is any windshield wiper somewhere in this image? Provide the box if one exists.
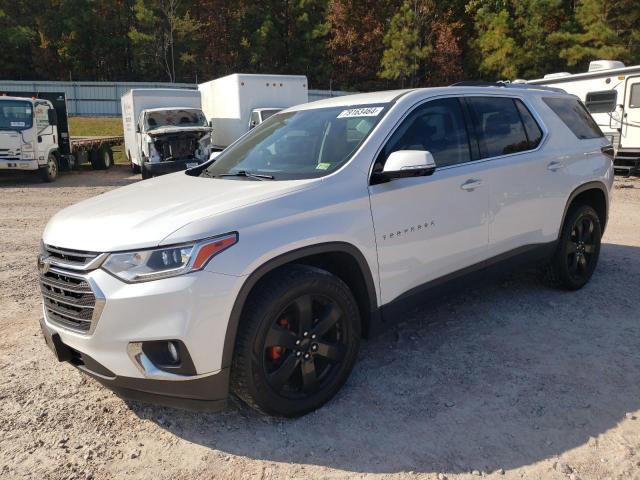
[215,170,275,181]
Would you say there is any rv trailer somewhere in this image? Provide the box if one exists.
[527,60,640,175]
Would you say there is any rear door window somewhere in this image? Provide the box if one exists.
[514,99,543,149]
[542,97,604,139]
[467,97,531,157]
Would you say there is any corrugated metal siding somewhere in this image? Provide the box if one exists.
[0,80,353,116]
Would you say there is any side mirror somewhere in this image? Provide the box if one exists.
[208,120,214,128]
[249,121,257,130]
[47,109,57,126]
[381,150,436,179]
[135,123,141,133]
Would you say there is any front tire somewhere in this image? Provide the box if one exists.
[231,265,361,417]
[547,204,602,290]
[40,153,58,182]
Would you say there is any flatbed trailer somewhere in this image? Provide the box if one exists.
[67,135,123,170]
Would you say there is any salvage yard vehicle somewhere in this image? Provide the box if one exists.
[525,60,640,175]
[121,88,212,179]
[39,85,613,417]
[0,92,122,182]
[198,73,308,150]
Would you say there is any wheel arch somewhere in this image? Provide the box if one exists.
[560,181,609,236]
[220,242,380,369]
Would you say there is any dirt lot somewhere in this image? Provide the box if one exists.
[1,167,639,480]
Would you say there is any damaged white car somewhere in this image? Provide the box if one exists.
[138,108,212,179]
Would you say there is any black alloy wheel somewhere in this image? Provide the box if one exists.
[547,204,601,290]
[231,265,360,417]
[263,294,348,398]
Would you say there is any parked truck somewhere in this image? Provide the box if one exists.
[525,60,640,175]
[198,74,308,150]
[0,92,122,182]
[121,88,213,179]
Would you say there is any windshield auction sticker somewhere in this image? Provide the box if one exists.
[337,107,384,118]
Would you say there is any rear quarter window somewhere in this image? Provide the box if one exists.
[542,97,604,139]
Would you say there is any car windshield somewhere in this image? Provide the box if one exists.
[0,100,33,131]
[201,104,389,180]
[145,109,207,131]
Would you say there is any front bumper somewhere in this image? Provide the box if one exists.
[144,159,201,176]
[41,265,244,411]
[40,317,229,410]
[0,158,39,171]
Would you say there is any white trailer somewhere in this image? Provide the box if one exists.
[121,88,212,179]
[527,60,640,174]
[198,74,308,149]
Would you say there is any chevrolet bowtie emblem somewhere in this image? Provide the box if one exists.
[37,256,51,275]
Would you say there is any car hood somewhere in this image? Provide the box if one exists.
[146,126,211,136]
[43,172,316,252]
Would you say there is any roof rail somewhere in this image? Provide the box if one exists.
[450,81,566,94]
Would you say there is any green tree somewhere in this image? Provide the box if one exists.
[379,0,431,86]
[129,0,202,82]
[551,0,640,69]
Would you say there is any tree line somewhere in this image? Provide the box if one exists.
[1,0,638,91]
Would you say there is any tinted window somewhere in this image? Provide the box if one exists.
[382,98,470,168]
[630,84,640,109]
[543,97,604,139]
[468,97,531,157]
[201,104,388,180]
[585,90,617,113]
[515,99,543,148]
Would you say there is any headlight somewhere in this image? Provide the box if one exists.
[21,151,34,160]
[102,232,238,283]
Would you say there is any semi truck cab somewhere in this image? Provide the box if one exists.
[0,96,60,182]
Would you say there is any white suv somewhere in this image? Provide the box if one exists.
[39,86,614,416]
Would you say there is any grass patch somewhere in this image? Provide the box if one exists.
[68,116,126,164]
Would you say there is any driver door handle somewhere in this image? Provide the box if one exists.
[460,179,482,191]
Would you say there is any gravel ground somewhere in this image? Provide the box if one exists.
[1,166,639,480]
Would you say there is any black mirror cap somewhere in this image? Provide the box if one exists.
[371,165,435,185]
[47,109,57,126]
[601,144,615,161]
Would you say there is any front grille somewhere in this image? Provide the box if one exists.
[40,245,105,334]
[40,269,96,332]
[44,244,101,269]
[0,148,20,162]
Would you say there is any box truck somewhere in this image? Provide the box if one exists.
[198,74,308,149]
[525,60,640,175]
[0,92,122,182]
[121,89,213,179]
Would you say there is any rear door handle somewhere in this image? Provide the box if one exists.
[460,179,483,191]
[547,161,564,171]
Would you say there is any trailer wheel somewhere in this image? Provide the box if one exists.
[90,147,113,170]
[40,154,58,183]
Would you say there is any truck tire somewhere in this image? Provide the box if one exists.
[40,153,58,183]
[231,265,361,417]
[90,147,113,170]
[141,157,152,179]
[545,204,602,290]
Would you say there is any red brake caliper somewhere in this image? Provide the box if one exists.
[269,318,290,361]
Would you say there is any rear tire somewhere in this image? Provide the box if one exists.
[39,154,58,183]
[231,265,361,417]
[90,147,113,170]
[129,151,141,174]
[141,162,152,179]
[546,204,602,290]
